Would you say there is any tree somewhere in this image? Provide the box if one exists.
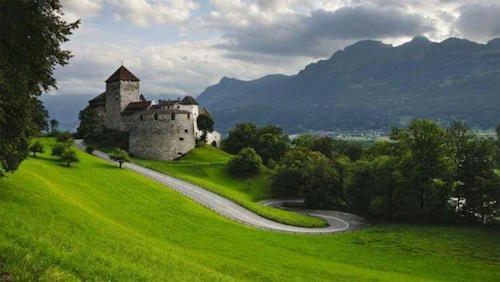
[496,124,500,167]
[196,112,214,142]
[51,142,69,158]
[60,149,78,167]
[310,136,335,158]
[302,156,343,209]
[49,119,60,134]
[0,0,78,173]
[391,119,450,219]
[109,149,131,168]
[29,141,44,157]
[31,98,49,134]
[446,121,475,218]
[228,147,262,176]
[222,123,259,154]
[292,133,316,148]
[271,147,324,197]
[56,131,73,143]
[76,106,101,140]
[255,130,289,165]
[458,137,499,223]
[331,140,363,161]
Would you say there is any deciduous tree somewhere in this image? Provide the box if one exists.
[29,141,44,157]
[0,0,79,173]
[109,149,131,168]
[196,112,214,142]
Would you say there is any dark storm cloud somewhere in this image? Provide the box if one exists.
[456,3,500,41]
[218,6,434,58]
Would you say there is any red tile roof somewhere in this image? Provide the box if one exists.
[105,65,140,83]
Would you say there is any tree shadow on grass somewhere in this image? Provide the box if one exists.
[31,155,60,164]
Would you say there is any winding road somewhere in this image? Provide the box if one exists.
[75,140,367,234]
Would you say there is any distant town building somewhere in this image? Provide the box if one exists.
[87,65,220,160]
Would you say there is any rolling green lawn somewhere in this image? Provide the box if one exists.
[132,145,326,228]
[1,139,499,281]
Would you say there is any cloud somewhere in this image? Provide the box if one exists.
[212,5,433,58]
[54,39,308,97]
[107,0,199,27]
[53,0,500,101]
[456,3,500,42]
[61,0,103,22]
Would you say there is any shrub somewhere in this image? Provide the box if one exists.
[85,129,129,151]
[85,145,96,154]
[228,147,262,176]
[56,131,74,143]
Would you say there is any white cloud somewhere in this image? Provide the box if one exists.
[107,0,199,27]
[54,39,308,97]
[61,0,103,22]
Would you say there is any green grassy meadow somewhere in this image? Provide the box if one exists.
[1,139,499,281]
[132,145,327,228]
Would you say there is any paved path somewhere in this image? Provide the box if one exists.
[74,140,367,234]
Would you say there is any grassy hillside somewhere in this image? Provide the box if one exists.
[1,139,499,281]
[132,145,327,228]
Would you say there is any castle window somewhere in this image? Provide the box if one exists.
[177,152,182,155]
[184,129,188,133]
[153,112,158,121]
[171,113,175,120]
[179,138,184,141]
[187,114,190,119]
[139,115,143,121]
[177,106,180,109]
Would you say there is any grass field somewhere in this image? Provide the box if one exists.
[1,139,499,281]
[132,145,326,228]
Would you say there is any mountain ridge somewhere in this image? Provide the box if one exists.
[197,36,500,133]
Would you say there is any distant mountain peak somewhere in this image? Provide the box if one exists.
[345,39,390,51]
[410,35,432,45]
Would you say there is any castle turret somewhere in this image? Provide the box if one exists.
[105,65,140,130]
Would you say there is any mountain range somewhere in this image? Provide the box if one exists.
[197,37,500,133]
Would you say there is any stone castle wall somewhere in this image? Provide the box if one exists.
[125,111,196,160]
[105,81,139,131]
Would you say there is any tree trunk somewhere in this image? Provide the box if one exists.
[67,162,70,167]
[119,162,122,168]
[33,152,35,157]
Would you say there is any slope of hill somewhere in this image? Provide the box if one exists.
[197,37,500,133]
[1,139,499,280]
[132,145,327,228]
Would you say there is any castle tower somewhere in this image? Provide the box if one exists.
[105,65,140,130]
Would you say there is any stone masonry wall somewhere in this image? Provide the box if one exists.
[105,80,140,131]
[126,111,196,160]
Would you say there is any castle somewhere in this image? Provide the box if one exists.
[87,65,220,161]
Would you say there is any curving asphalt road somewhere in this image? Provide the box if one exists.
[74,140,368,234]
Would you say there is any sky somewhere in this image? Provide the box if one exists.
[53,0,500,98]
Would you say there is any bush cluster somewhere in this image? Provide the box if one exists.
[52,114,499,224]
[258,120,499,224]
[228,147,262,176]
